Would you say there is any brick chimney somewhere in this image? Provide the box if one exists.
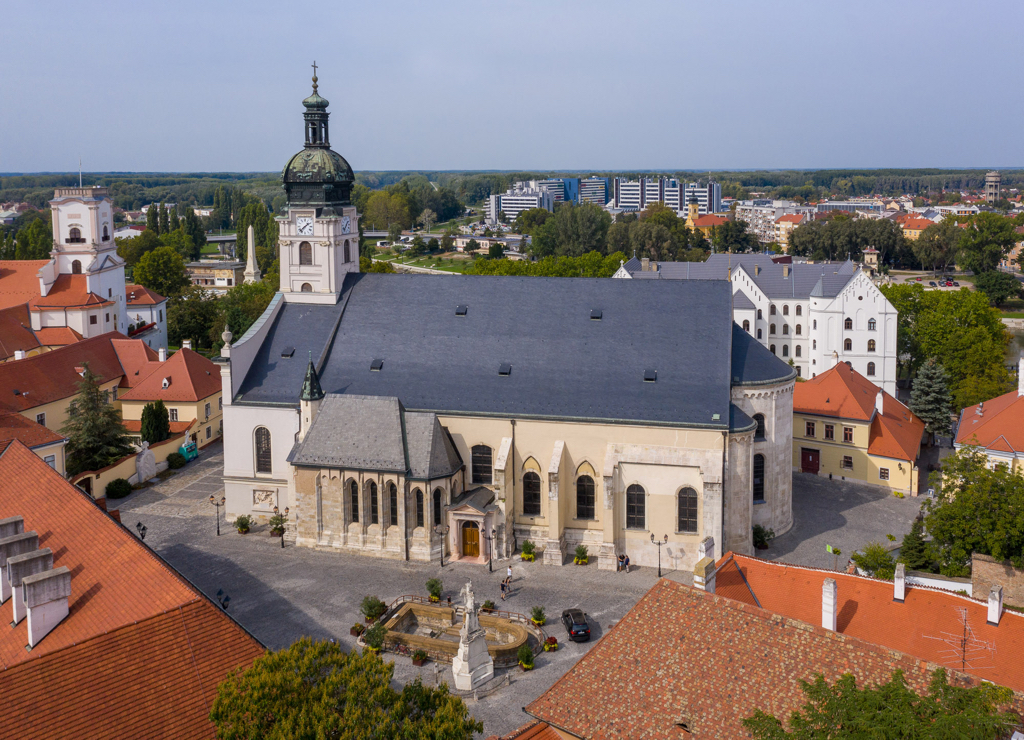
[182,339,192,350]
[8,548,53,625]
[893,562,905,603]
[782,265,791,278]
[641,257,650,272]
[693,556,717,593]
[754,264,761,276]
[822,578,838,631]
[13,350,24,360]
[698,536,715,562]
[987,584,1004,626]
[875,389,885,416]
[24,566,71,648]
[0,530,38,603]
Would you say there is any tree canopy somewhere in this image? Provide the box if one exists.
[957,212,1018,275]
[61,364,135,476]
[973,270,1022,307]
[133,245,190,298]
[209,637,483,740]
[468,251,628,277]
[789,216,911,266]
[140,400,170,445]
[743,668,1016,740]
[909,357,953,439]
[912,218,961,273]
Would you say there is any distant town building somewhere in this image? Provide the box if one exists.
[986,170,1002,204]
[774,213,806,252]
[578,177,610,205]
[125,284,168,349]
[815,199,885,214]
[900,217,935,240]
[734,201,814,245]
[955,355,1024,472]
[487,186,554,223]
[609,178,721,215]
[185,260,245,294]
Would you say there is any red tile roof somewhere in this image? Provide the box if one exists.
[29,274,112,311]
[0,440,264,738]
[122,418,195,435]
[693,214,728,228]
[125,283,166,306]
[110,337,160,387]
[775,214,804,224]
[956,389,1024,453]
[494,722,562,740]
[32,326,82,347]
[118,348,222,403]
[0,304,41,360]
[0,410,64,448]
[715,553,1024,694]
[902,218,936,232]
[0,333,129,413]
[526,578,1016,739]
[0,260,48,311]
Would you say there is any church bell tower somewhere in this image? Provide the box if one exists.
[277,64,360,305]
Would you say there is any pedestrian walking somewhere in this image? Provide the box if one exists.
[503,576,512,597]
[507,565,513,581]
[500,580,507,601]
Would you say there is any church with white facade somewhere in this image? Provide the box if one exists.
[219,74,798,572]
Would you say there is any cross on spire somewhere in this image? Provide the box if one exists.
[311,61,318,93]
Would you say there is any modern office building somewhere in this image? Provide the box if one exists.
[533,179,567,202]
[487,186,554,223]
[611,177,721,215]
[578,177,608,204]
[684,182,722,216]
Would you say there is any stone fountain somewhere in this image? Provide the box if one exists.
[451,581,494,690]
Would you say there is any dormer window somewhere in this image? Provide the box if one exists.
[162,377,171,389]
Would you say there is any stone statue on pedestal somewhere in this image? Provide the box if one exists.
[135,441,157,484]
[451,581,494,690]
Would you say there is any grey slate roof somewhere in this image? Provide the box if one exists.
[237,274,766,428]
[449,486,499,514]
[404,412,463,480]
[731,324,797,386]
[729,404,756,433]
[290,394,407,470]
[732,291,755,311]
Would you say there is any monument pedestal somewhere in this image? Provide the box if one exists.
[452,581,495,690]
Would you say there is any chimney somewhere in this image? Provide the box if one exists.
[893,562,905,602]
[0,516,24,539]
[875,389,885,416]
[13,350,24,360]
[641,257,650,272]
[987,585,1004,626]
[24,566,71,648]
[754,264,761,276]
[782,265,790,278]
[158,347,167,362]
[8,548,53,625]
[1018,354,1023,397]
[698,536,715,562]
[0,531,38,603]
[182,339,192,350]
[822,578,838,631]
[693,556,716,593]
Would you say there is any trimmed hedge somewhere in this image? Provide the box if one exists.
[105,478,132,499]
[167,452,187,469]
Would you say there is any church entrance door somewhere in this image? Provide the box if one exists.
[461,522,480,557]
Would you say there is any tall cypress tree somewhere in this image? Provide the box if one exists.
[61,364,135,477]
[169,207,180,233]
[147,203,159,235]
[140,400,170,444]
[910,357,954,442]
[158,202,169,234]
[898,516,935,572]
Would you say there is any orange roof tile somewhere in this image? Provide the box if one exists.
[868,392,924,461]
[125,283,166,306]
[693,214,728,228]
[110,338,160,387]
[0,260,48,311]
[0,332,129,413]
[956,389,1024,453]
[0,304,41,360]
[715,553,1024,694]
[122,418,195,435]
[495,722,562,740]
[118,348,222,403]
[32,325,82,347]
[901,218,936,231]
[775,214,804,224]
[525,578,1019,739]
[0,441,264,738]
[0,410,64,448]
[28,274,112,311]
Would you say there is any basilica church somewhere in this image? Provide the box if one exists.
[220,74,797,571]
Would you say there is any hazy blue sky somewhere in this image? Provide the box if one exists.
[2,0,1021,173]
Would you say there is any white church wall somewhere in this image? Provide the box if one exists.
[223,403,299,520]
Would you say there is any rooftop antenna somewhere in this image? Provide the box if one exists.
[923,607,996,673]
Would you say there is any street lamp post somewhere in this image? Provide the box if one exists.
[210,495,225,536]
[482,527,496,573]
[135,522,147,541]
[435,524,450,567]
[274,506,290,549]
[650,533,668,578]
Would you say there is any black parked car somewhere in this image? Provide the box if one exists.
[561,608,590,642]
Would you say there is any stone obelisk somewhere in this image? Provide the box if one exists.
[243,224,261,284]
[452,581,494,690]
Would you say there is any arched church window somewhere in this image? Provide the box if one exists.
[795,345,802,357]
[433,488,442,526]
[844,317,853,330]
[868,318,876,331]
[742,320,750,332]
[299,241,313,266]
[68,227,83,244]
[757,309,762,320]
[389,482,398,526]
[471,445,492,484]
[867,339,876,352]
[795,305,802,316]
[844,338,852,351]
[867,361,876,376]
[782,345,789,357]
[757,328,762,339]
[753,414,766,441]
[369,481,378,525]
[770,305,776,316]
[254,426,272,474]
[71,260,82,274]
[344,240,350,263]
[677,487,698,534]
[415,489,424,528]
[753,454,765,503]
[350,480,359,523]
[523,472,541,516]
[300,283,313,293]
[770,323,776,335]
[626,484,645,529]
[783,305,789,316]
[783,325,789,335]
[576,475,595,519]
[795,324,802,335]
[770,344,776,354]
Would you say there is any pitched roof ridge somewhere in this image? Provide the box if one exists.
[177,602,212,715]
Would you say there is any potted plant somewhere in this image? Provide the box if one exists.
[520,540,536,562]
[543,636,558,652]
[481,599,496,614]
[518,643,534,671]
[752,525,775,550]
[530,606,546,626]
[268,513,286,537]
[363,622,387,653]
[234,515,252,534]
[412,649,429,667]
[426,577,443,603]
[361,595,387,624]
[350,622,365,637]
[573,544,589,565]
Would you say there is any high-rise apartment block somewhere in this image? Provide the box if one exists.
[579,177,609,205]
[610,178,721,215]
[488,186,554,223]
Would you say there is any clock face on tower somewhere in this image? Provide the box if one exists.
[341,216,351,234]
[297,217,313,236]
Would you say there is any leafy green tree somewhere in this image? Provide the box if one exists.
[116,229,162,269]
[388,222,403,245]
[13,218,52,260]
[140,400,170,444]
[359,256,396,273]
[711,219,759,253]
[743,669,1016,739]
[850,542,896,580]
[409,235,426,256]
[898,516,936,572]
[365,190,411,232]
[168,207,180,233]
[512,207,551,235]
[440,233,454,253]
[909,358,953,440]
[532,203,611,258]
[147,204,159,235]
[417,208,436,233]
[488,240,504,259]
[236,201,279,265]
[61,364,135,477]
[925,446,1024,576]
[209,637,483,739]
[468,251,628,278]
[427,237,439,253]
[790,217,907,266]
[158,202,169,234]
[159,228,198,262]
[168,286,219,350]
[133,246,189,298]
[606,221,631,255]
[465,238,479,255]
[213,279,276,349]
[957,212,1017,275]
[973,271,1022,306]
[630,221,676,261]
[180,207,207,251]
[912,218,960,273]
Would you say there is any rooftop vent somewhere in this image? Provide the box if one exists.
[712,413,720,421]
[281,347,295,358]
[643,369,657,382]
[498,363,512,376]
[161,377,171,389]
[12,389,20,396]
[455,305,467,316]
[370,358,384,372]
[590,309,602,320]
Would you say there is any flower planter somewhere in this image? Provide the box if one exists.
[531,618,545,627]
[412,657,427,667]
[521,553,535,562]
[364,646,379,654]
[573,557,588,565]
[237,529,249,535]
[271,529,284,537]
[350,627,364,637]
[543,643,558,652]
[429,595,440,603]
[365,616,376,624]
[519,662,534,671]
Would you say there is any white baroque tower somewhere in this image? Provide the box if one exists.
[277,68,360,305]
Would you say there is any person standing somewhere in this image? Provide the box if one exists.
[500,580,507,601]
[507,565,513,581]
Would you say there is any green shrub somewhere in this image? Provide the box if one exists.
[482,600,496,611]
[521,540,535,556]
[234,515,253,532]
[361,595,387,621]
[517,643,534,667]
[852,542,897,580]
[412,649,428,661]
[167,452,186,469]
[268,514,286,534]
[530,606,545,624]
[363,622,387,650]
[425,578,443,599]
[574,544,589,561]
[752,525,776,549]
[105,478,132,499]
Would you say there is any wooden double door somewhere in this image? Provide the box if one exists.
[801,448,820,474]
[461,521,480,557]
